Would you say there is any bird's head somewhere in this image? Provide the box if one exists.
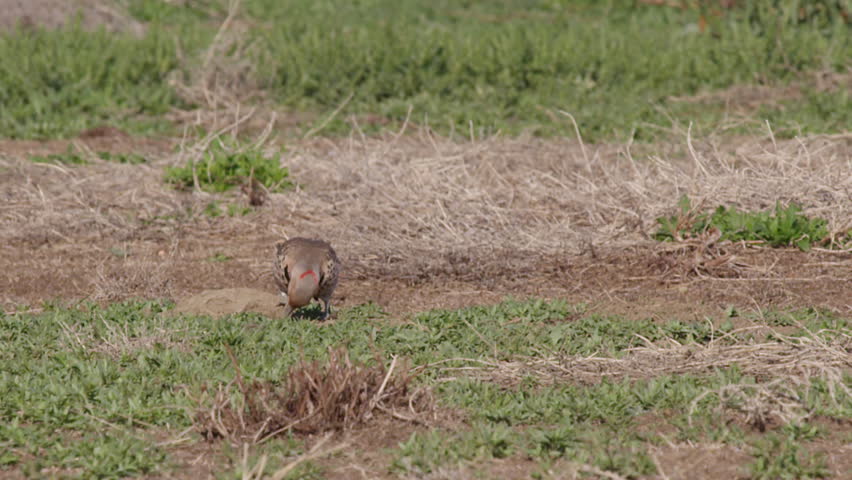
[288,264,320,308]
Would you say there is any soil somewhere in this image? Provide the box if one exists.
[2,126,850,323]
[669,70,852,114]
[3,226,849,319]
[0,0,145,36]
[652,444,753,479]
[172,287,283,318]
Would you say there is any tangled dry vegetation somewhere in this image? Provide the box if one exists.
[444,324,851,432]
[193,347,431,444]
[1,124,850,308]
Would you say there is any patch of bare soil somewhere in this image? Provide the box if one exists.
[1,130,850,319]
[399,457,547,480]
[0,0,145,36]
[651,443,753,480]
[173,288,282,319]
[810,416,852,479]
[0,128,171,158]
[321,419,422,480]
[669,70,852,114]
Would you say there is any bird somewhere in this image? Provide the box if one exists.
[272,237,341,319]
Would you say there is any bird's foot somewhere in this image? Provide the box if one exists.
[320,299,332,321]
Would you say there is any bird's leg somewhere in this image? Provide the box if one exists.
[282,303,294,318]
[279,292,289,306]
[319,298,331,320]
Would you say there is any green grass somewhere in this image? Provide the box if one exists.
[0,26,182,139]
[758,88,852,138]
[97,152,148,165]
[219,435,322,480]
[749,433,829,480]
[29,147,88,165]
[1,1,849,142]
[164,137,292,193]
[1,299,848,477]
[245,0,851,140]
[202,201,254,218]
[394,368,848,477]
[654,196,842,251]
[29,149,149,166]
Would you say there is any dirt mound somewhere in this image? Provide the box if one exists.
[0,0,145,36]
[173,288,282,319]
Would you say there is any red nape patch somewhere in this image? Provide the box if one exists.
[299,270,318,283]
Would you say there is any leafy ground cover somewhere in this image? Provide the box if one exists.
[164,136,292,193]
[1,300,849,478]
[243,0,852,139]
[1,0,849,140]
[654,197,849,251]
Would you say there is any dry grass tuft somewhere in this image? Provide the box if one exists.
[442,325,851,429]
[647,227,750,281]
[91,254,175,302]
[193,347,431,444]
[1,121,849,306]
[275,128,851,280]
[689,379,811,432]
[445,326,851,385]
[167,0,272,132]
[59,315,191,360]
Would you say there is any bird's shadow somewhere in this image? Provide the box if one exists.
[284,304,328,321]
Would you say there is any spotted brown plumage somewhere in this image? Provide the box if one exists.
[272,237,340,319]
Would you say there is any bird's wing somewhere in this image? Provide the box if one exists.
[272,241,292,292]
[319,247,340,286]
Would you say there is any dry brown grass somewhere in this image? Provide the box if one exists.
[91,250,176,302]
[273,127,851,279]
[58,313,192,360]
[439,325,851,430]
[440,325,850,385]
[1,123,850,306]
[166,0,277,134]
[192,347,431,444]
[3,128,849,261]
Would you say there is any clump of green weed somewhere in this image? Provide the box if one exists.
[392,424,514,475]
[164,137,292,193]
[654,196,832,251]
[202,201,253,218]
[227,204,253,216]
[749,433,828,480]
[29,146,87,165]
[207,253,232,263]
[97,152,147,164]
[526,425,578,459]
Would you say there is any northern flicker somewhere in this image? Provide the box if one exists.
[272,237,341,319]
